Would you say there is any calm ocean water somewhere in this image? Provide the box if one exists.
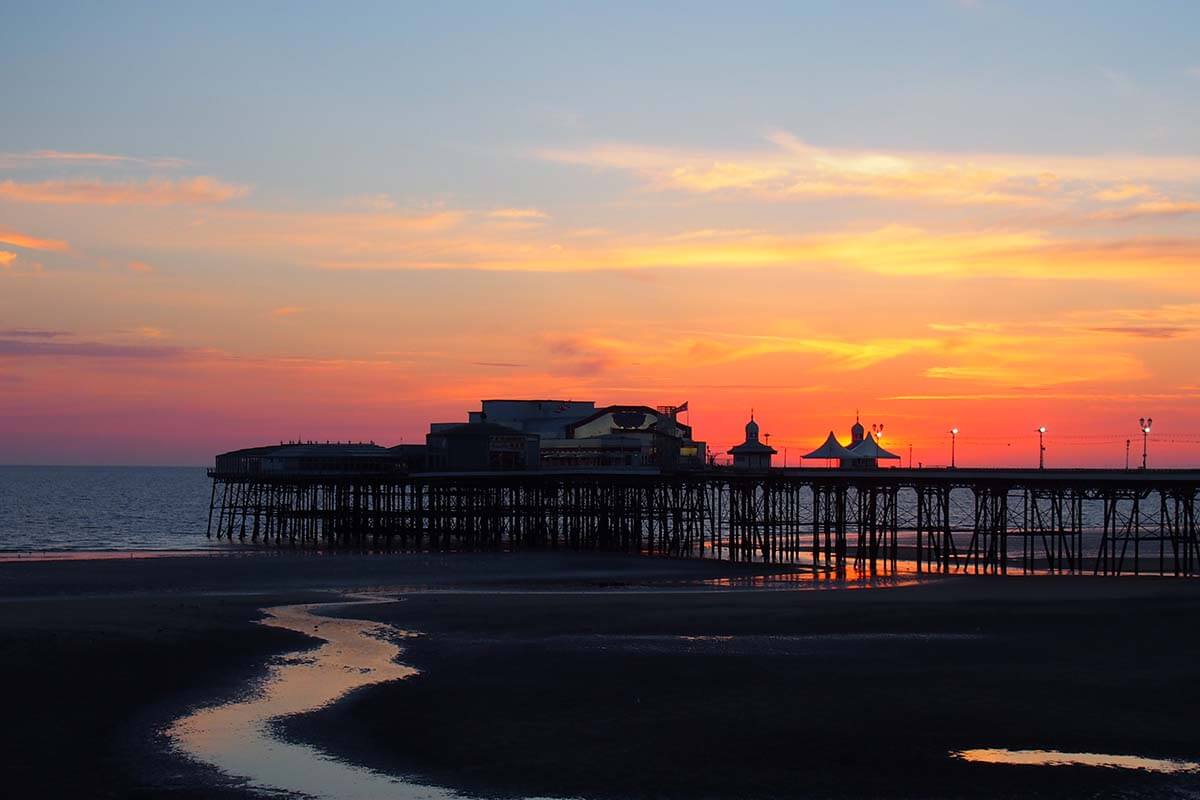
[0,466,220,552]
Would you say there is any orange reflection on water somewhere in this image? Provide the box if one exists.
[168,597,457,800]
[954,748,1200,774]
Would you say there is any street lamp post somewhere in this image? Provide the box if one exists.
[950,427,958,468]
[1138,417,1153,469]
[1036,426,1046,469]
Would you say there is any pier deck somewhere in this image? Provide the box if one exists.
[207,467,1200,577]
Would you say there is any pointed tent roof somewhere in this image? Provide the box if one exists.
[849,435,901,460]
[802,432,859,460]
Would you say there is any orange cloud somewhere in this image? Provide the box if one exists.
[0,251,15,266]
[1093,183,1154,201]
[0,176,248,206]
[306,223,1200,283]
[271,306,305,317]
[487,208,549,219]
[667,162,790,192]
[80,189,1197,282]
[0,228,69,251]
[128,261,155,273]
[541,328,935,378]
[924,339,1147,387]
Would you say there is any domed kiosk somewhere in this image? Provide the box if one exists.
[728,413,776,470]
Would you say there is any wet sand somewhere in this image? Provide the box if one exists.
[3,552,1200,798]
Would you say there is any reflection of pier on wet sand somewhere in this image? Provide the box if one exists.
[208,467,1200,576]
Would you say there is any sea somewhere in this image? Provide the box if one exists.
[0,465,220,553]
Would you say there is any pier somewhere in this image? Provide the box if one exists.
[207,467,1200,577]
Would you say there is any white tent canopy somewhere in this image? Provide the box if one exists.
[849,435,901,460]
[802,431,859,460]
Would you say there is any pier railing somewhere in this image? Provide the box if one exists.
[207,467,1200,577]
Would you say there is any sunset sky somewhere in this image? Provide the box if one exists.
[3,1,1200,466]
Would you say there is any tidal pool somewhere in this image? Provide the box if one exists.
[167,596,462,800]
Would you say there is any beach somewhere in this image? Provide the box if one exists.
[3,552,1200,799]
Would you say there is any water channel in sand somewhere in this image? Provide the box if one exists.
[167,596,465,800]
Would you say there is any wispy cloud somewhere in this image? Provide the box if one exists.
[0,176,248,206]
[485,207,551,231]
[1089,199,1200,221]
[543,328,934,377]
[346,193,397,211]
[0,338,189,359]
[0,150,188,169]
[1086,325,1191,339]
[0,227,69,251]
[0,329,71,338]
[306,221,1200,282]
[271,306,305,317]
[1093,183,1154,202]
[538,131,1200,207]
[924,351,1145,386]
[487,208,549,219]
[128,261,155,273]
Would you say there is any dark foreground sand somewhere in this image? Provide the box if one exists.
[2,551,1200,799]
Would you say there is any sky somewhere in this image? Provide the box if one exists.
[2,1,1199,467]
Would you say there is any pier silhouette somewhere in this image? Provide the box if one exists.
[208,466,1200,577]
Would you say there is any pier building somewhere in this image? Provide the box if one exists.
[434,398,706,469]
[213,442,398,476]
[542,404,705,469]
[425,422,540,471]
[728,413,775,470]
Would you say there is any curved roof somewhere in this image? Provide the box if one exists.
[849,435,901,460]
[729,439,776,455]
[802,432,859,460]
